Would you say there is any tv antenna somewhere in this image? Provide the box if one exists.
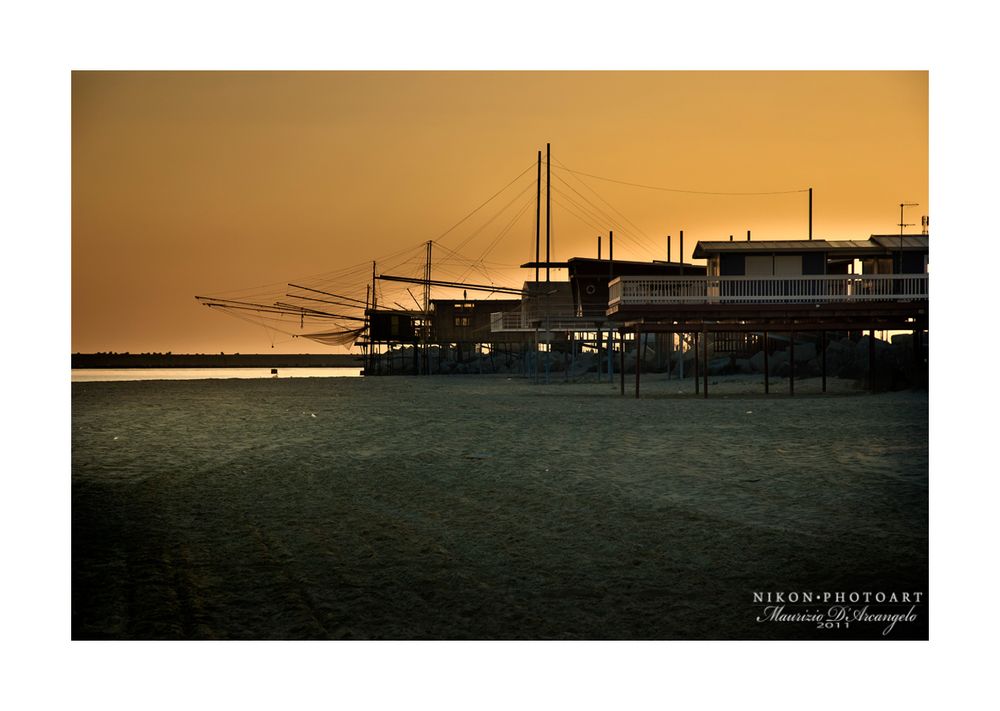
[897,202,919,273]
[898,202,918,236]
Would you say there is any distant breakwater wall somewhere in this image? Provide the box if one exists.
[72,353,364,369]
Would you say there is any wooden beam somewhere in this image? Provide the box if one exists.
[763,330,769,395]
[694,332,700,395]
[868,329,876,393]
[702,328,709,399]
[620,329,626,395]
[821,330,827,393]
[634,325,641,399]
[789,330,795,396]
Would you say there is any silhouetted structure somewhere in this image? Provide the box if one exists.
[608,235,929,397]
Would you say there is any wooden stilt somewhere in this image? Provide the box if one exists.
[667,331,673,380]
[597,329,603,382]
[694,331,700,394]
[534,329,539,384]
[608,330,614,379]
[544,337,550,384]
[569,332,574,380]
[821,330,827,393]
[868,328,876,392]
[789,330,795,396]
[702,328,709,399]
[620,329,625,395]
[763,330,769,394]
[635,326,641,399]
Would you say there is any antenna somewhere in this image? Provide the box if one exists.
[898,202,918,236]
[897,202,918,274]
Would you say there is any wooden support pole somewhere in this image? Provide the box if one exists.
[608,331,615,383]
[868,328,876,393]
[544,333,550,385]
[667,330,673,380]
[694,331,700,394]
[821,330,827,393]
[634,326,641,399]
[620,329,626,395]
[597,329,603,382]
[763,330,769,394]
[789,330,795,396]
[679,333,684,379]
[702,328,709,399]
[569,331,575,380]
[534,329,539,384]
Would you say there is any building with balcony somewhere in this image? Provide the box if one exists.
[606,235,929,397]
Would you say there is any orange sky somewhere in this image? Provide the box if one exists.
[72,71,927,354]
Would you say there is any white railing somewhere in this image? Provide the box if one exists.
[490,312,610,333]
[491,311,525,331]
[608,274,928,307]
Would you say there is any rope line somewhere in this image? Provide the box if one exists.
[556,164,809,196]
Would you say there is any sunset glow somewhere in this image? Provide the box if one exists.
[72,71,927,354]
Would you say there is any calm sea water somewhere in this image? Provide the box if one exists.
[71,367,362,382]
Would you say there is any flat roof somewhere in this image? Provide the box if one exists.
[693,235,929,257]
[520,257,701,269]
[870,235,930,250]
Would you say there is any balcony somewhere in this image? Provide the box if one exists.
[490,311,612,333]
[608,274,928,309]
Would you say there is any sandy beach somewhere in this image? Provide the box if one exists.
[72,373,927,639]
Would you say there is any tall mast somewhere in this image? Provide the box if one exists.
[808,187,813,240]
[545,142,551,283]
[423,241,432,314]
[424,240,432,375]
[535,150,541,283]
[609,230,614,276]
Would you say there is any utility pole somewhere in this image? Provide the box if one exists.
[808,188,813,240]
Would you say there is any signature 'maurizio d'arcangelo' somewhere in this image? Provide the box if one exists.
[753,591,924,636]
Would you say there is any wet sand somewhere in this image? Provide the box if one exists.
[72,374,927,639]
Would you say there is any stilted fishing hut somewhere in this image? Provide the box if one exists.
[608,234,929,397]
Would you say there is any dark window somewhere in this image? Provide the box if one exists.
[719,253,745,276]
[802,253,826,275]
